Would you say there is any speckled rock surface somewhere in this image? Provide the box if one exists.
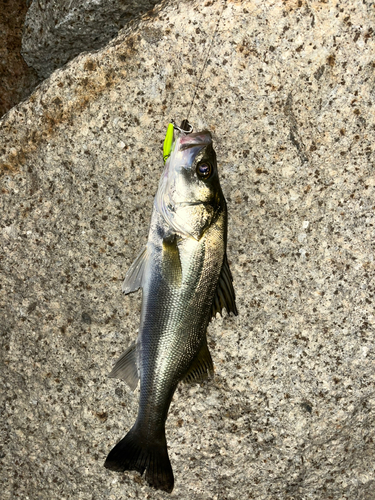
[22,0,160,79]
[1,0,375,498]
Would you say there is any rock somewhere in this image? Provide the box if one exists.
[22,0,161,79]
[1,0,374,498]
[0,0,40,117]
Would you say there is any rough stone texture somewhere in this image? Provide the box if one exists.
[22,0,161,79]
[0,0,40,117]
[1,0,375,498]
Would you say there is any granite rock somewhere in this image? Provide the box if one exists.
[1,0,375,498]
[22,0,161,79]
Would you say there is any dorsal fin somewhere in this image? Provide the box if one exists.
[109,342,139,391]
[122,245,148,294]
[211,254,238,318]
[183,337,214,384]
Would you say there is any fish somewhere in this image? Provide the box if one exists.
[104,123,237,493]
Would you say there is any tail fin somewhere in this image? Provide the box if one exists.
[104,426,174,493]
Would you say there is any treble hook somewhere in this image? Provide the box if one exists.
[172,119,193,134]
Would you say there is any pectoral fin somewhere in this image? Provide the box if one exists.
[122,246,148,294]
[183,337,214,384]
[109,342,139,391]
[162,235,182,286]
[211,254,238,318]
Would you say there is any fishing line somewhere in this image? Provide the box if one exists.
[186,0,226,122]
[163,1,227,160]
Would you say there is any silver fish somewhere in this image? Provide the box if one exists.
[104,126,237,492]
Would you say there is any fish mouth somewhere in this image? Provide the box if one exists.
[179,142,207,151]
[179,131,212,151]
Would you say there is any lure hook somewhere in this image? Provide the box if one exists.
[163,119,193,163]
[172,119,193,134]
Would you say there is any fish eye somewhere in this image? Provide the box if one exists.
[196,162,212,179]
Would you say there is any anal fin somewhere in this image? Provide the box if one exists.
[122,245,148,294]
[183,337,214,384]
[109,342,139,391]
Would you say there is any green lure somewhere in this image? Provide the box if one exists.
[163,123,174,163]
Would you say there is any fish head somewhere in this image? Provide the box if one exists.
[155,130,225,240]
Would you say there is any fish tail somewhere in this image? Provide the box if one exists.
[104,425,174,493]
